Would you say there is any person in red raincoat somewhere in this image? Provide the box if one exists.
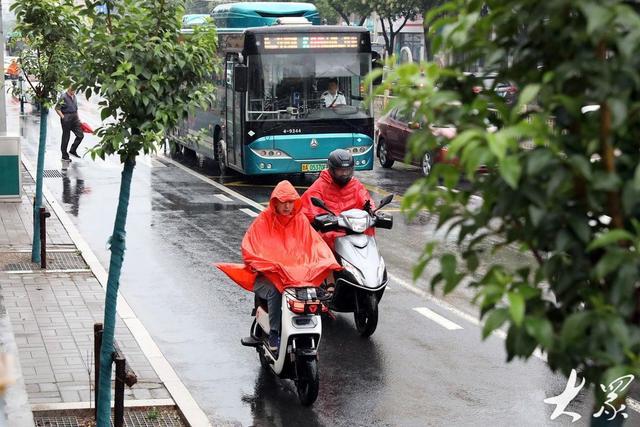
[216,180,340,352]
[301,149,375,250]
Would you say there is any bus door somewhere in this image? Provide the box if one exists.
[225,57,244,170]
[225,59,236,167]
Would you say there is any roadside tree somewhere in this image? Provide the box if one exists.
[379,0,640,421]
[369,0,426,56]
[322,0,372,26]
[10,0,80,263]
[73,1,218,424]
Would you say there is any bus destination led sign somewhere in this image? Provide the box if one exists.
[263,35,359,50]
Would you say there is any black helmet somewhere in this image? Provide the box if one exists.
[327,149,354,187]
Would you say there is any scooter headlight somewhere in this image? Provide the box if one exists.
[377,256,386,284]
[346,216,370,233]
[342,259,365,285]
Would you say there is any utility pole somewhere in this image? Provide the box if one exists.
[0,1,8,133]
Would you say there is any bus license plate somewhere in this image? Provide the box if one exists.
[301,163,326,172]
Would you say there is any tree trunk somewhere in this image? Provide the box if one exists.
[379,18,391,55]
[423,23,432,61]
[96,157,136,426]
[31,107,48,263]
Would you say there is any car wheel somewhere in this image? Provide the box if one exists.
[421,152,433,177]
[378,139,394,168]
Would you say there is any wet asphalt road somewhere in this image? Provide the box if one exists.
[13,97,640,426]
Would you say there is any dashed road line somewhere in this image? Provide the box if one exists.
[239,208,259,217]
[413,307,463,330]
[215,193,233,202]
[161,156,265,212]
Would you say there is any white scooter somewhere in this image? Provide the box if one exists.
[310,195,394,337]
[241,286,324,405]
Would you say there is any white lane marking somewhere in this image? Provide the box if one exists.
[215,193,233,202]
[161,156,266,211]
[389,272,481,328]
[240,208,259,217]
[21,156,213,427]
[391,272,549,362]
[413,307,463,330]
[161,154,640,415]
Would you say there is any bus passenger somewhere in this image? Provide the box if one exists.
[301,149,374,250]
[322,78,346,108]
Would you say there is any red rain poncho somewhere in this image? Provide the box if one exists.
[300,170,375,249]
[216,180,341,293]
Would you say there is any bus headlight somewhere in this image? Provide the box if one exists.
[347,146,369,155]
[251,148,292,159]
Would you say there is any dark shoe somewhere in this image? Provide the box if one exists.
[267,333,280,355]
[69,151,80,158]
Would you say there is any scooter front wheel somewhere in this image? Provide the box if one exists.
[354,293,379,337]
[295,357,319,406]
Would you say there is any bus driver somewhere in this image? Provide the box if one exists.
[322,78,346,108]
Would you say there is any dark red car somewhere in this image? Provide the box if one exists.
[375,107,457,176]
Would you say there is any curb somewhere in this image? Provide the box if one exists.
[21,156,212,427]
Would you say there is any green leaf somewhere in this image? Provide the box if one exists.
[440,253,456,282]
[528,205,545,227]
[487,131,508,161]
[580,2,614,35]
[587,229,634,251]
[524,316,554,349]
[514,84,540,113]
[633,164,640,191]
[561,311,591,345]
[466,251,479,272]
[508,292,525,327]
[499,156,522,189]
[482,308,509,339]
[100,108,111,121]
[526,149,554,176]
[594,250,626,279]
[568,155,592,180]
[608,98,627,128]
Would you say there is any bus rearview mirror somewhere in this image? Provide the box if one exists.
[234,64,248,92]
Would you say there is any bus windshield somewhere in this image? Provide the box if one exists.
[247,53,372,121]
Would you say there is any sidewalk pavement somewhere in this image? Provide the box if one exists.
[0,165,174,425]
[0,108,181,425]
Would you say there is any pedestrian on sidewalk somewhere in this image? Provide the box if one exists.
[55,85,84,161]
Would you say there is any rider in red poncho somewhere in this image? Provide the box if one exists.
[301,149,375,250]
[216,180,340,351]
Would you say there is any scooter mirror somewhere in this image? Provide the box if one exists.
[310,197,325,208]
[311,197,337,215]
[375,194,394,211]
